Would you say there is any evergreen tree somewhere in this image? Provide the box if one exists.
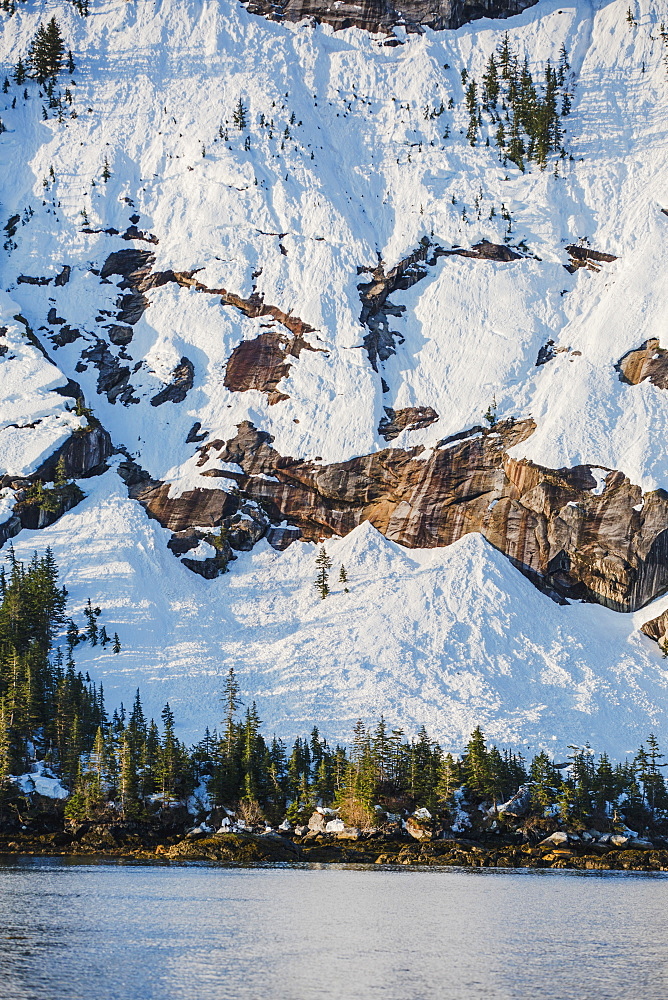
[482,54,499,110]
[463,726,493,798]
[529,751,558,812]
[314,546,332,599]
[13,57,26,86]
[465,80,478,146]
[28,18,65,85]
[0,697,10,789]
[159,703,177,804]
[338,565,349,593]
[232,98,248,130]
[119,733,139,815]
[437,752,460,809]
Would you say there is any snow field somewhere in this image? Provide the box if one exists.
[10,466,668,758]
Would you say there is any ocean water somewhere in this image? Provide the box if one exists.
[0,859,666,1000]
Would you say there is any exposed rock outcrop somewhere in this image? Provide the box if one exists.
[641,609,668,648]
[33,425,113,482]
[77,340,138,406]
[237,0,538,34]
[224,330,322,403]
[95,248,321,403]
[150,357,195,406]
[359,238,524,369]
[129,418,668,612]
[378,405,439,440]
[564,244,617,273]
[616,339,668,390]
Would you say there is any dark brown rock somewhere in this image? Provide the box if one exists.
[107,324,134,347]
[224,331,321,403]
[17,274,52,286]
[616,339,668,390]
[378,406,439,441]
[150,357,195,406]
[564,244,617,273]
[54,265,71,286]
[641,608,668,648]
[359,238,524,369]
[32,425,113,482]
[133,418,668,612]
[165,831,301,863]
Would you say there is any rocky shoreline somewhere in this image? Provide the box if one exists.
[3,828,668,872]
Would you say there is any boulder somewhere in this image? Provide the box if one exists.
[307,811,327,833]
[405,816,433,841]
[538,831,569,849]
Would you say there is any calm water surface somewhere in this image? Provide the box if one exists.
[0,859,666,1000]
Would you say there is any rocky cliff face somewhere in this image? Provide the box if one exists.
[127,417,668,613]
[237,0,539,34]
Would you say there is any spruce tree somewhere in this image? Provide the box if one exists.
[338,564,349,593]
[159,703,177,804]
[232,98,248,130]
[28,18,65,85]
[13,57,26,86]
[314,546,332,599]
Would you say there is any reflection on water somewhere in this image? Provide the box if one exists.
[0,860,666,1000]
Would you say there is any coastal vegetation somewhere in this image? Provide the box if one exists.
[1,548,667,868]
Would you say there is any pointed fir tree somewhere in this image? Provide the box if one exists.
[14,57,27,86]
[314,546,332,600]
[232,98,248,130]
[28,18,65,85]
[338,564,349,593]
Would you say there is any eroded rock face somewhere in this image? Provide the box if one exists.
[564,245,617,273]
[641,609,668,648]
[130,418,668,612]
[616,339,668,390]
[237,0,538,34]
[94,248,320,404]
[150,357,195,406]
[378,406,439,441]
[224,331,322,404]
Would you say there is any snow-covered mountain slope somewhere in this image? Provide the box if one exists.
[12,464,668,757]
[2,0,667,483]
[2,0,668,752]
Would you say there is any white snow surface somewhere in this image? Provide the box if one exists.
[12,761,69,799]
[1,0,668,486]
[8,467,668,758]
[1,0,668,755]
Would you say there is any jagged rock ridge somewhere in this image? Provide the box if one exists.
[126,417,668,613]
[237,0,539,34]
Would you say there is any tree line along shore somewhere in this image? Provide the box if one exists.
[1,549,668,871]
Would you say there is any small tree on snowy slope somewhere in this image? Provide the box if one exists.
[338,564,349,593]
[314,546,332,600]
[232,98,248,130]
